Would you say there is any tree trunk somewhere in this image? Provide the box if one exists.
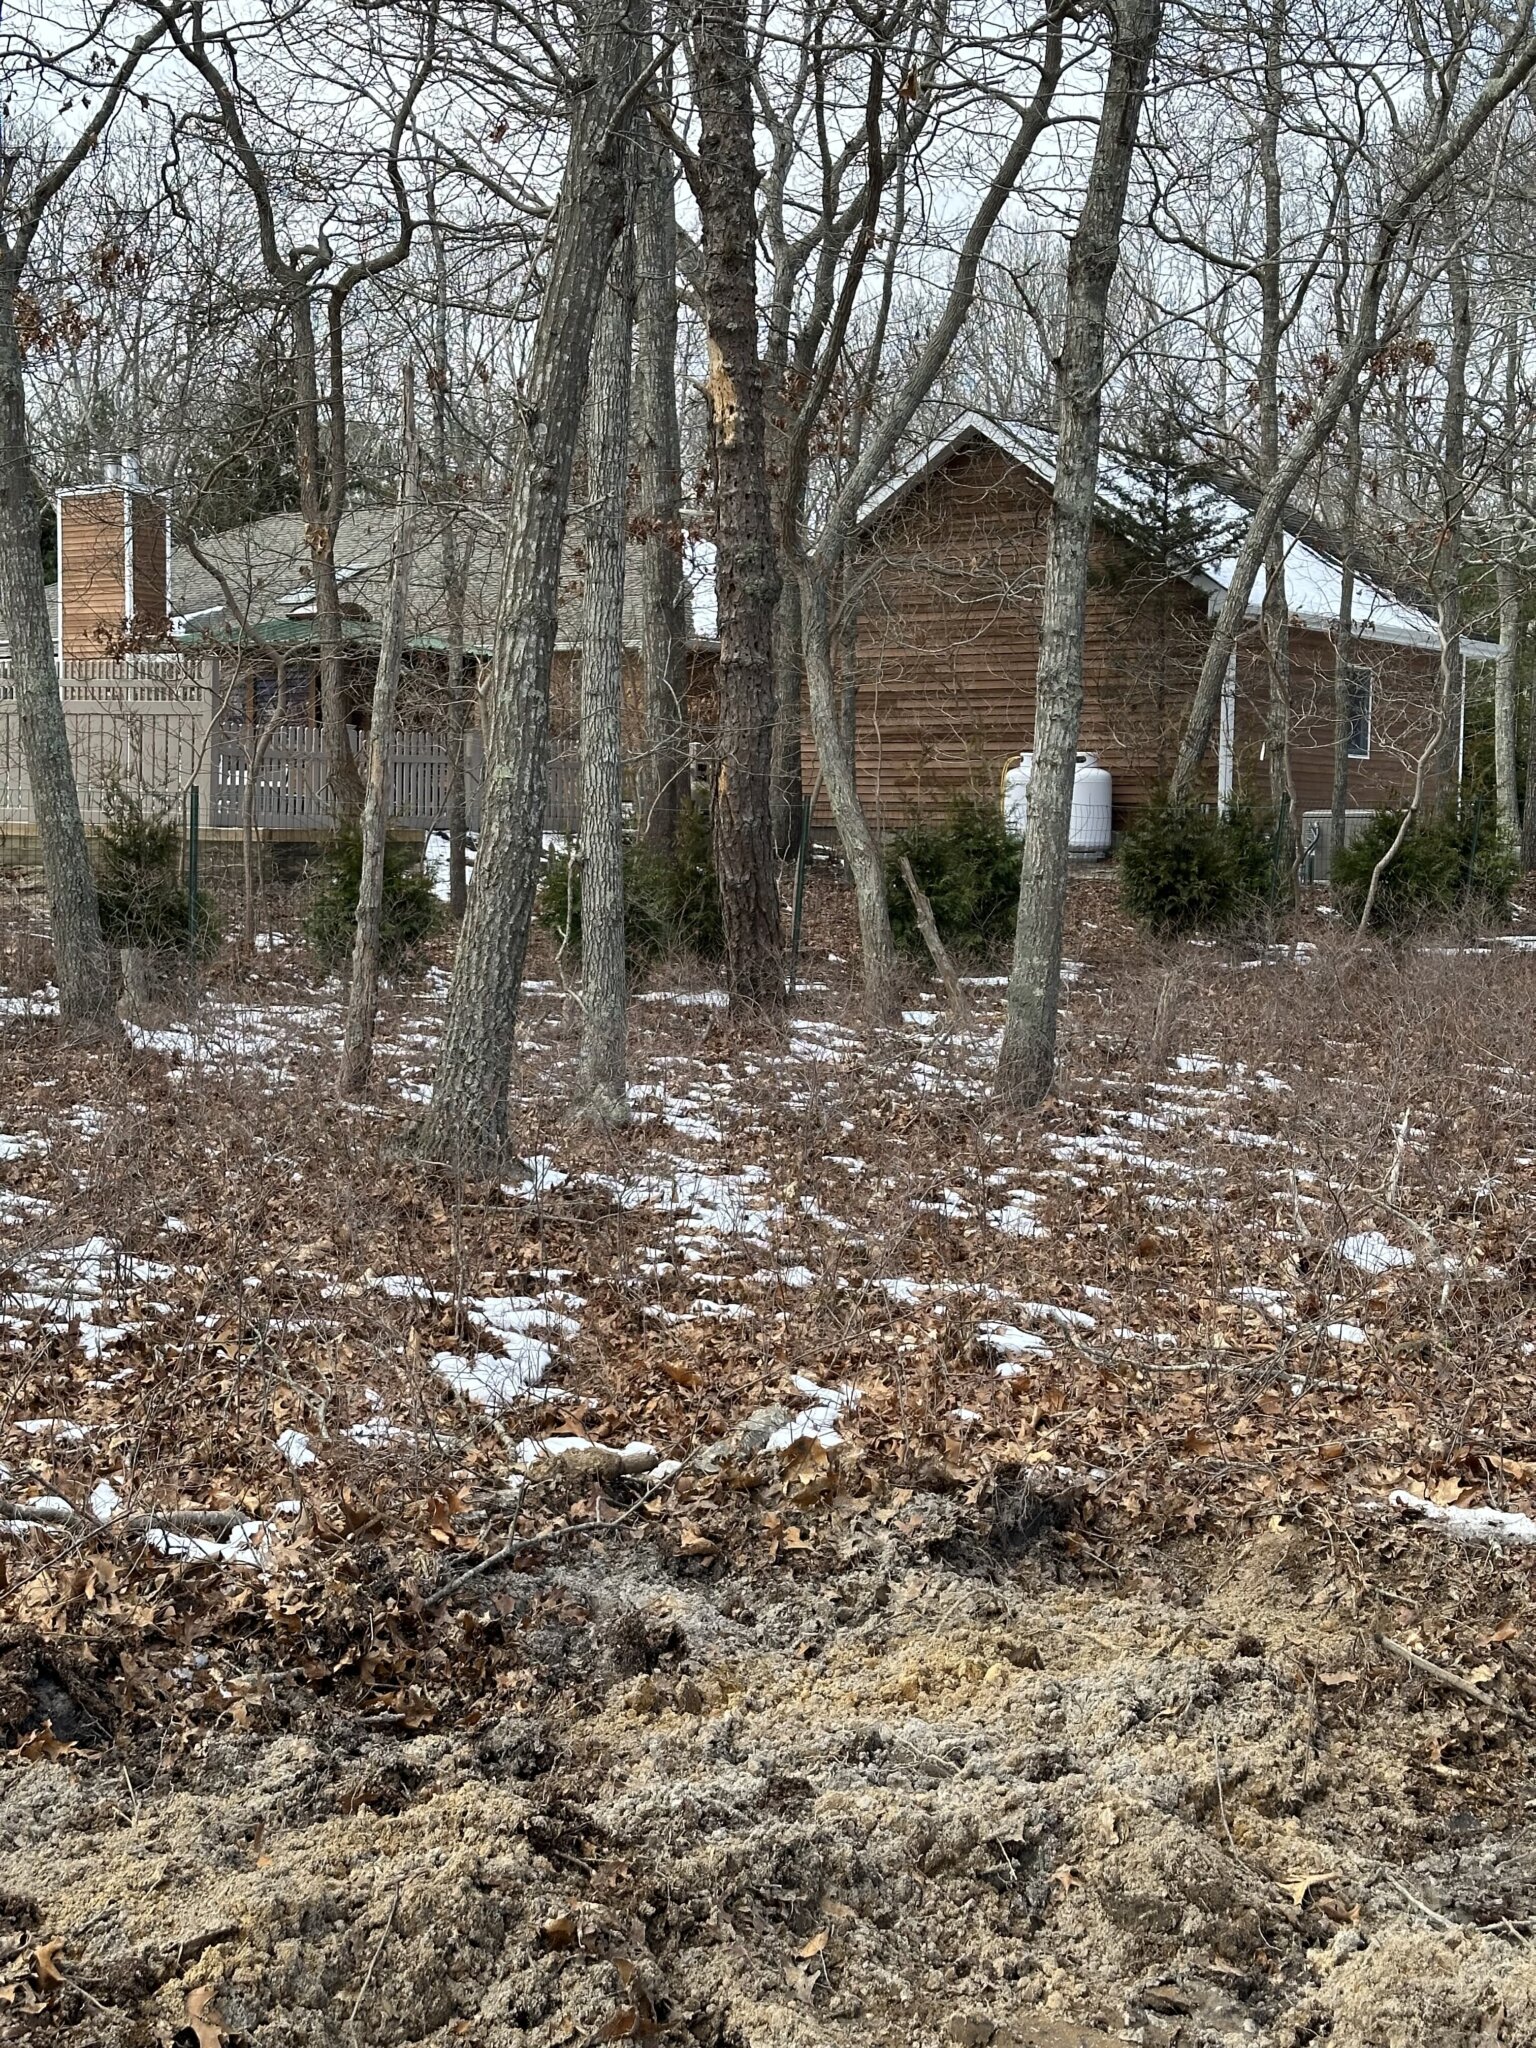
[1522,645,1536,870]
[291,297,362,821]
[414,0,641,1173]
[444,550,472,916]
[431,203,473,918]
[575,227,636,1124]
[1432,242,1471,797]
[1256,0,1293,837]
[1330,388,1365,861]
[118,946,152,1021]
[770,574,804,856]
[241,660,288,956]
[633,31,688,857]
[1495,323,1521,848]
[693,0,785,1008]
[340,364,419,1099]
[0,277,115,1035]
[1261,534,1293,823]
[1495,559,1520,842]
[996,0,1161,1111]
[796,558,898,1018]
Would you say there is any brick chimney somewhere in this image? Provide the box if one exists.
[55,454,171,655]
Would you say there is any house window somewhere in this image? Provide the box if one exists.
[1345,664,1372,760]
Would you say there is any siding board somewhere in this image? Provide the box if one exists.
[837,440,1441,831]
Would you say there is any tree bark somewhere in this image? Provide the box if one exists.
[796,557,897,1017]
[341,363,419,1099]
[1522,641,1536,870]
[693,0,785,1008]
[1431,241,1471,797]
[414,0,641,1173]
[1255,0,1294,837]
[770,573,804,856]
[576,226,636,1123]
[291,296,362,820]
[430,197,474,918]
[0,276,115,1035]
[1494,322,1521,848]
[996,0,1161,1111]
[633,29,688,857]
[1330,386,1365,861]
[241,658,289,956]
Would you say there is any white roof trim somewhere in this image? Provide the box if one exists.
[858,411,1499,663]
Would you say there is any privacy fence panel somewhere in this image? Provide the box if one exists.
[0,656,211,829]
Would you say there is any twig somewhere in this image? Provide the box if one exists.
[1386,1108,1412,1204]
[1379,1635,1534,1727]
[1379,1868,1457,1929]
[423,1461,687,1612]
[348,1885,400,2046]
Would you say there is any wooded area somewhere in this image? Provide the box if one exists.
[5,3,1536,2043]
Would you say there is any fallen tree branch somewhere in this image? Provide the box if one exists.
[898,856,968,1019]
[1379,1634,1534,1727]
[0,1498,261,1541]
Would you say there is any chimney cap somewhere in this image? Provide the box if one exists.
[102,450,141,487]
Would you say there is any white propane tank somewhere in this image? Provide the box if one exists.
[1000,752,1113,860]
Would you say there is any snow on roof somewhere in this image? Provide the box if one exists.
[858,411,1499,662]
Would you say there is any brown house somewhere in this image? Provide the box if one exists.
[838,415,1496,846]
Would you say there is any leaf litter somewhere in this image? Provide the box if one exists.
[1,893,1536,2044]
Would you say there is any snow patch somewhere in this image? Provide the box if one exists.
[1391,1491,1536,1545]
[1339,1231,1415,1275]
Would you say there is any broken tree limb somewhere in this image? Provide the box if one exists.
[898,856,968,1018]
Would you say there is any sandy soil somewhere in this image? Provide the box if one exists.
[3,1514,1533,2048]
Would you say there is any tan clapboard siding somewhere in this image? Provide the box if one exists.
[58,492,128,656]
[835,444,1212,832]
[131,498,168,634]
[1232,631,1450,816]
[822,440,1440,832]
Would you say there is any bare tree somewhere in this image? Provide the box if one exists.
[426,182,477,918]
[575,227,637,1123]
[340,361,420,1098]
[0,4,188,1034]
[690,0,786,1008]
[165,2,435,818]
[1493,319,1523,844]
[1329,381,1367,860]
[1431,238,1473,793]
[996,0,1162,1110]
[783,4,1064,1020]
[414,0,643,1173]
[1168,6,1536,801]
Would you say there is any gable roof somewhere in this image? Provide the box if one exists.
[858,412,1498,663]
